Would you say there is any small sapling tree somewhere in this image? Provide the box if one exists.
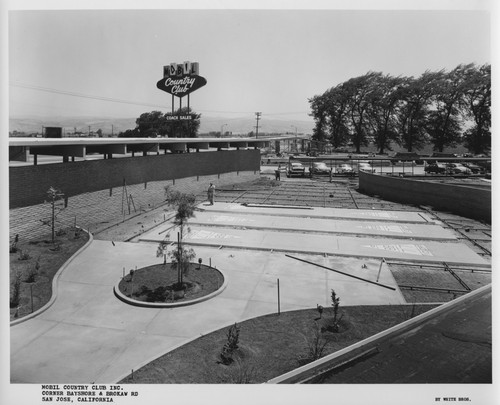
[40,187,65,245]
[219,323,241,365]
[167,244,196,288]
[330,289,343,332]
[159,187,197,286]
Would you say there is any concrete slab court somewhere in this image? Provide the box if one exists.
[142,224,487,267]
[198,202,434,223]
[187,212,457,240]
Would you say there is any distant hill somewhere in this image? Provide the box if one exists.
[9,115,315,136]
[9,116,137,136]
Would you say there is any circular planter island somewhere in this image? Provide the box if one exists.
[114,262,226,308]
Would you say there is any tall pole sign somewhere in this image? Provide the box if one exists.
[156,61,207,115]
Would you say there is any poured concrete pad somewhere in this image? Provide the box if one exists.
[142,225,487,267]
[198,202,433,223]
[188,212,457,240]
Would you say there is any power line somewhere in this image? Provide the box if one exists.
[10,81,165,109]
[10,81,311,116]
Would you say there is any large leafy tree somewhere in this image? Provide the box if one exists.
[163,107,201,138]
[366,74,405,154]
[120,108,201,138]
[309,94,329,145]
[461,64,491,154]
[308,64,491,154]
[344,72,379,153]
[324,84,351,148]
[395,73,436,152]
[425,66,470,152]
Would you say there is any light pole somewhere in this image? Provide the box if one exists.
[221,124,227,137]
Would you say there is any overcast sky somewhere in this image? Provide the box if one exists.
[8,3,491,124]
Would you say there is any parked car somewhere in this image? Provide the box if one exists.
[392,152,424,165]
[445,163,471,175]
[424,162,446,174]
[462,162,484,174]
[309,162,330,176]
[358,162,374,173]
[286,161,306,177]
[337,164,354,174]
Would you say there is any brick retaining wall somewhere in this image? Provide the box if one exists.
[10,149,259,208]
[358,171,491,223]
[9,171,259,241]
[9,149,260,241]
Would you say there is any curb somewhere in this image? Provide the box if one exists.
[10,229,94,327]
[113,266,228,308]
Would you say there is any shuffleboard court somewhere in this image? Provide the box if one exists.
[141,225,487,267]
[188,212,457,240]
[198,202,433,223]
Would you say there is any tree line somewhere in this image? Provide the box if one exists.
[308,63,490,154]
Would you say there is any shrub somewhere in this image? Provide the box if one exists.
[25,257,40,283]
[219,323,241,365]
[219,358,257,384]
[10,272,22,308]
[298,323,329,365]
[226,323,240,351]
[10,234,19,253]
[56,227,67,236]
[18,249,31,261]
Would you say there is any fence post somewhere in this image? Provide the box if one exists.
[277,278,281,315]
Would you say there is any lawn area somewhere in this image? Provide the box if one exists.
[9,228,90,321]
[119,304,437,384]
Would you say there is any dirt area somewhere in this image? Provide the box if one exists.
[9,228,90,321]
[119,304,437,384]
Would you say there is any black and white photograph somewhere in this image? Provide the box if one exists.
[2,0,496,404]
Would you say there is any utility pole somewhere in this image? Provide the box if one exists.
[291,125,298,152]
[255,112,261,138]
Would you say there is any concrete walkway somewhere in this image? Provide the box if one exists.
[10,241,404,383]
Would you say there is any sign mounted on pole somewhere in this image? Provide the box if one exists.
[156,61,207,98]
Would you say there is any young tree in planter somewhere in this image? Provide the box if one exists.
[159,187,197,287]
[167,242,196,288]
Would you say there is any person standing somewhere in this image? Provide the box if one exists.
[275,164,281,181]
[207,182,215,205]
